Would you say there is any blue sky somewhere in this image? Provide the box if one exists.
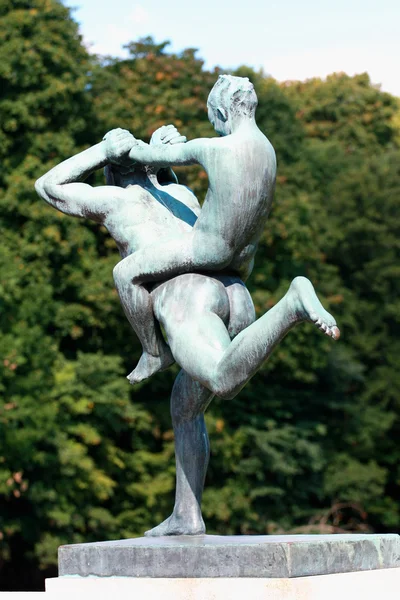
[64,0,400,96]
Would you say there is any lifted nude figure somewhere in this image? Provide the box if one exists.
[35,124,339,536]
[111,74,278,383]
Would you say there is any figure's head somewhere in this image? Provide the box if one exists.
[207,75,258,135]
[104,157,178,189]
[104,163,139,188]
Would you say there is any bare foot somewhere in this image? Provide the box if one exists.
[288,276,340,340]
[127,346,175,384]
[144,512,206,537]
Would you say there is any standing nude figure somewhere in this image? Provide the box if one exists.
[35,121,339,536]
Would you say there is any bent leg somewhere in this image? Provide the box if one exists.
[118,231,233,284]
[145,370,214,536]
[113,262,174,384]
[159,276,340,399]
[214,277,340,398]
[214,276,340,397]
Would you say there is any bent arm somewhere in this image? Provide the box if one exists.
[35,142,113,222]
[128,138,210,168]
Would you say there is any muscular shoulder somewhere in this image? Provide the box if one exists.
[92,184,133,223]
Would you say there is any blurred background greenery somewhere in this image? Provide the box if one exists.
[0,0,399,591]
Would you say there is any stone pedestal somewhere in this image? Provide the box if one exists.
[58,533,399,578]
[47,534,400,599]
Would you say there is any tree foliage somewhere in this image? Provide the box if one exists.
[0,5,399,591]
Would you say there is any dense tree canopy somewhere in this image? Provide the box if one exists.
[0,1,399,590]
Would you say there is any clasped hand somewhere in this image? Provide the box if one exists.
[103,125,187,166]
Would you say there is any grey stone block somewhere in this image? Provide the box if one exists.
[58,533,400,578]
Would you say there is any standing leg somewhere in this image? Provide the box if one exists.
[145,370,214,536]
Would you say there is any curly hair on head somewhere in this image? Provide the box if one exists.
[208,74,258,118]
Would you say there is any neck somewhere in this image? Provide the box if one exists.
[230,115,257,134]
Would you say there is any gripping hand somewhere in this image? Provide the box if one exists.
[150,124,187,147]
[103,128,138,166]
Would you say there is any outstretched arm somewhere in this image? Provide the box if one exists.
[128,136,211,169]
[35,131,132,222]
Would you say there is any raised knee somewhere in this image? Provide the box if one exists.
[212,241,234,269]
[214,388,236,401]
[195,237,233,270]
[208,379,237,400]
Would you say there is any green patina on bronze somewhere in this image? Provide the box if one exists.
[35,75,339,537]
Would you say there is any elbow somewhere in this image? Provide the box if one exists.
[35,176,54,201]
[34,176,46,198]
[35,176,56,205]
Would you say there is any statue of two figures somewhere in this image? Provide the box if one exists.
[35,75,340,537]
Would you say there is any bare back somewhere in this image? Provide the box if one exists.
[194,127,276,278]
[103,182,200,258]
